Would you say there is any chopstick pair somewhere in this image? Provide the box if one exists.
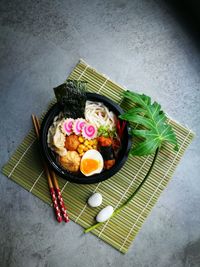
[32,114,69,223]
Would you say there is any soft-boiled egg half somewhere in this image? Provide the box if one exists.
[80,149,103,176]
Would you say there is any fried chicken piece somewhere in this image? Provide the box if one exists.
[65,134,80,151]
[59,151,81,172]
[98,136,112,147]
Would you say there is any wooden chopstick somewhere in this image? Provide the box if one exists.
[49,170,70,222]
[32,115,66,223]
[34,115,69,223]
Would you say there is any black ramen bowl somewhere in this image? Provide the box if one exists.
[40,92,131,184]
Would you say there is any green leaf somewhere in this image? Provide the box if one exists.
[119,91,178,156]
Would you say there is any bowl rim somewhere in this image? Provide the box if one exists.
[40,92,132,184]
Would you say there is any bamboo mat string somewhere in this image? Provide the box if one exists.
[97,77,108,94]
[61,181,69,194]
[8,139,36,178]
[77,65,88,81]
[29,170,44,192]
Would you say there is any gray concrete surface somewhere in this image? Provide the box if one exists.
[0,0,200,266]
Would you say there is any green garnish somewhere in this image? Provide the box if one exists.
[84,90,178,234]
[98,126,116,138]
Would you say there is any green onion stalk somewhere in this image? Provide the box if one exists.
[84,147,160,233]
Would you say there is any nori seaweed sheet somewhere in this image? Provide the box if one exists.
[54,80,87,118]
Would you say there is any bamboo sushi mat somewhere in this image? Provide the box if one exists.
[2,60,195,254]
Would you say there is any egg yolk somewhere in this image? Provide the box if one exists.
[81,158,99,174]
